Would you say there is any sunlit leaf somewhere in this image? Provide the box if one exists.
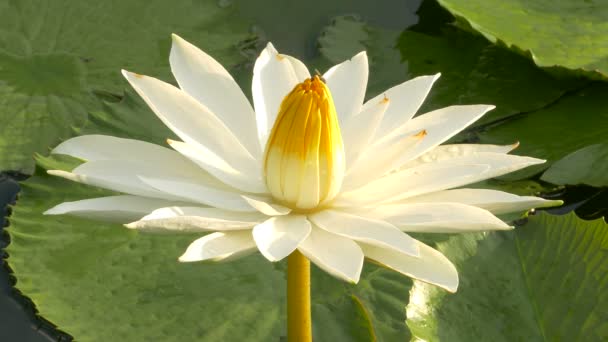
[407,212,608,341]
[436,0,608,78]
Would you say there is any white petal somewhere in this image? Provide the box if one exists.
[371,202,511,233]
[366,74,440,142]
[48,160,212,201]
[252,43,300,149]
[336,163,490,207]
[179,231,256,262]
[283,55,310,82]
[341,96,389,169]
[297,226,364,283]
[252,215,311,262]
[170,34,261,158]
[374,105,495,164]
[401,189,561,215]
[139,177,255,212]
[51,135,190,165]
[43,195,181,222]
[343,130,426,191]
[309,210,419,257]
[242,195,291,216]
[338,153,544,206]
[168,139,266,194]
[421,152,545,182]
[402,142,519,169]
[323,51,368,125]
[122,70,257,174]
[126,207,266,232]
[361,241,458,292]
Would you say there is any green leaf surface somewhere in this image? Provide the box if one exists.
[6,93,413,341]
[436,0,608,78]
[317,15,407,99]
[317,14,583,130]
[478,83,608,179]
[541,143,608,187]
[0,0,252,174]
[398,27,585,128]
[407,212,608,341]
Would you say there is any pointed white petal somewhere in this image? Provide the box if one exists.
[298,226,364,283]
[179,231,256,262]
[48,160,206,201]
[43,195,181,222]
[338,152,545,205]
[323,51,368,125]
[412,152,545,183]
[366,74,440,142]
[336,163,489,207]
[374,105,495,165]
[253,215,311,262]
[361,241,458,292]
[371,202,511,233]
[170,34,261,158]
[341,96,389,169]
[343,130,427,191]
[122,70,257,173]
[242,195,291,216]
[252,43,300,149]
[309,210,419,257]
[125,207,265,232]
[139,177,255,212]
[283,55,310,82]
[168,139,266,194]
[402,142,519,169]
[51,135,191,165]
[401,189,561,215]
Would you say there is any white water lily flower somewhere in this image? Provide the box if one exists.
[44,34,559,292]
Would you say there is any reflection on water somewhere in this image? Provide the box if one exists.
[233,0,422,60]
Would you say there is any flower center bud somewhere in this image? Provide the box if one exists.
[264,75,345,210]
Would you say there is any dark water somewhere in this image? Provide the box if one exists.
[1,175,62,341]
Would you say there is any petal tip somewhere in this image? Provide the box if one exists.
[265,42,278,53]
[43,208,58,215]
[177,255,189,263]
[121,69,145,80]
[178,252,197,263]
[47,169,65,177]
[123,222,138,229]
[445,283,458,293]
[353,50,368,59]
[171,33,182,42]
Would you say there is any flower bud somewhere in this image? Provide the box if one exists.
[264,76,345,210]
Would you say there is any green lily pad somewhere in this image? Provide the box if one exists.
[0,0,252,174]
[407,212,608,341]
[317,13,583,130]
[435,0,608,78]
[318,15,407,98]
[541,143,608,188]
[478,83,608,179]
[398,27,585,128]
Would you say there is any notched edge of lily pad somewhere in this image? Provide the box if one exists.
[1,173,74,341]
[436,3,608,81]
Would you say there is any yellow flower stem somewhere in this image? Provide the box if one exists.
[287,250,312,342]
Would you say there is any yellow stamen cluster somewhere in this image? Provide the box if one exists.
[264,76,345,210]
